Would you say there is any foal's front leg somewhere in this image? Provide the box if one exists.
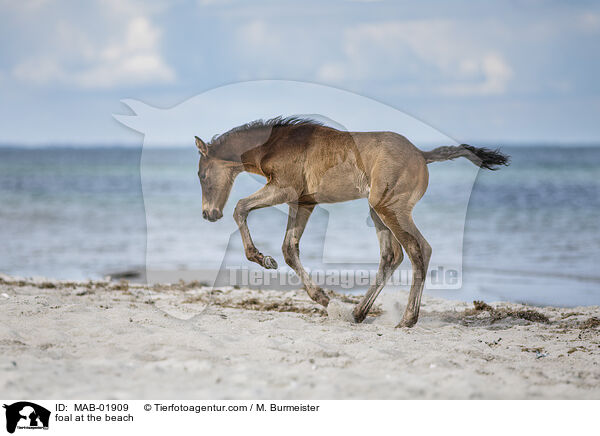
[233,183,293,269]
[282,204,330,307]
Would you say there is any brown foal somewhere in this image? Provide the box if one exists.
[196,117,508,327]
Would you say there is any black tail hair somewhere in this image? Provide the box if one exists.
[423,144,510,170]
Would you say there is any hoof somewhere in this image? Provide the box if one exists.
[263,256,278,269]
[304,286,330,307]
[352,308,366,324]
[395,318,417,328]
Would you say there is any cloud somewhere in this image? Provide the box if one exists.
[238,20,272,49]
[74,17,175,88]
[440,52,513,96]
[579,11,600,33]
[316,63,347,82]
[197,0,234,5]
[234,19,324,79]
[10,2,174,88]
[318,20,513,96]
[232,17,514,96]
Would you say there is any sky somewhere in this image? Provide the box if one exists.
[0,0,599,145]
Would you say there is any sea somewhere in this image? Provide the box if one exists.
[1,145,599,307]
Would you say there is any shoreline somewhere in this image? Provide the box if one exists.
[1,274,599,399]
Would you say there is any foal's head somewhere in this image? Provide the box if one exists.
[195,136,239,222]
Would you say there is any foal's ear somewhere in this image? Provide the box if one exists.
[195,136,208,157]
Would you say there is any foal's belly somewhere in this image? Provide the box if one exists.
[305,162,369,204]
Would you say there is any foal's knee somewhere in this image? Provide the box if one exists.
[233,202,247,224]
[421,240,432,264]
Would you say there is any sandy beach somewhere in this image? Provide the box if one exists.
[1,274,599,399]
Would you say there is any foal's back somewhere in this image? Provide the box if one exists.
[255,124,428,205]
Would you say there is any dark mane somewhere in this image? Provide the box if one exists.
[209,116,323,147]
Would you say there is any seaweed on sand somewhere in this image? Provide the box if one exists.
[463,300,550,325]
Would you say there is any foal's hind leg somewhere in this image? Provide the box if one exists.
[352,208,404,322]
[233,183,294,269]
[371,205,431,328]
[282,204,330,307]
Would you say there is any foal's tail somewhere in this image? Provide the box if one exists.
[422,144,510,170]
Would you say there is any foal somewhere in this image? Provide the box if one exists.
[195,117,508,327]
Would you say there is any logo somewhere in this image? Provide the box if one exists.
[3,402,50,434]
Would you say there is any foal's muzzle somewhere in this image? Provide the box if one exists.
[202,209,223,222]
